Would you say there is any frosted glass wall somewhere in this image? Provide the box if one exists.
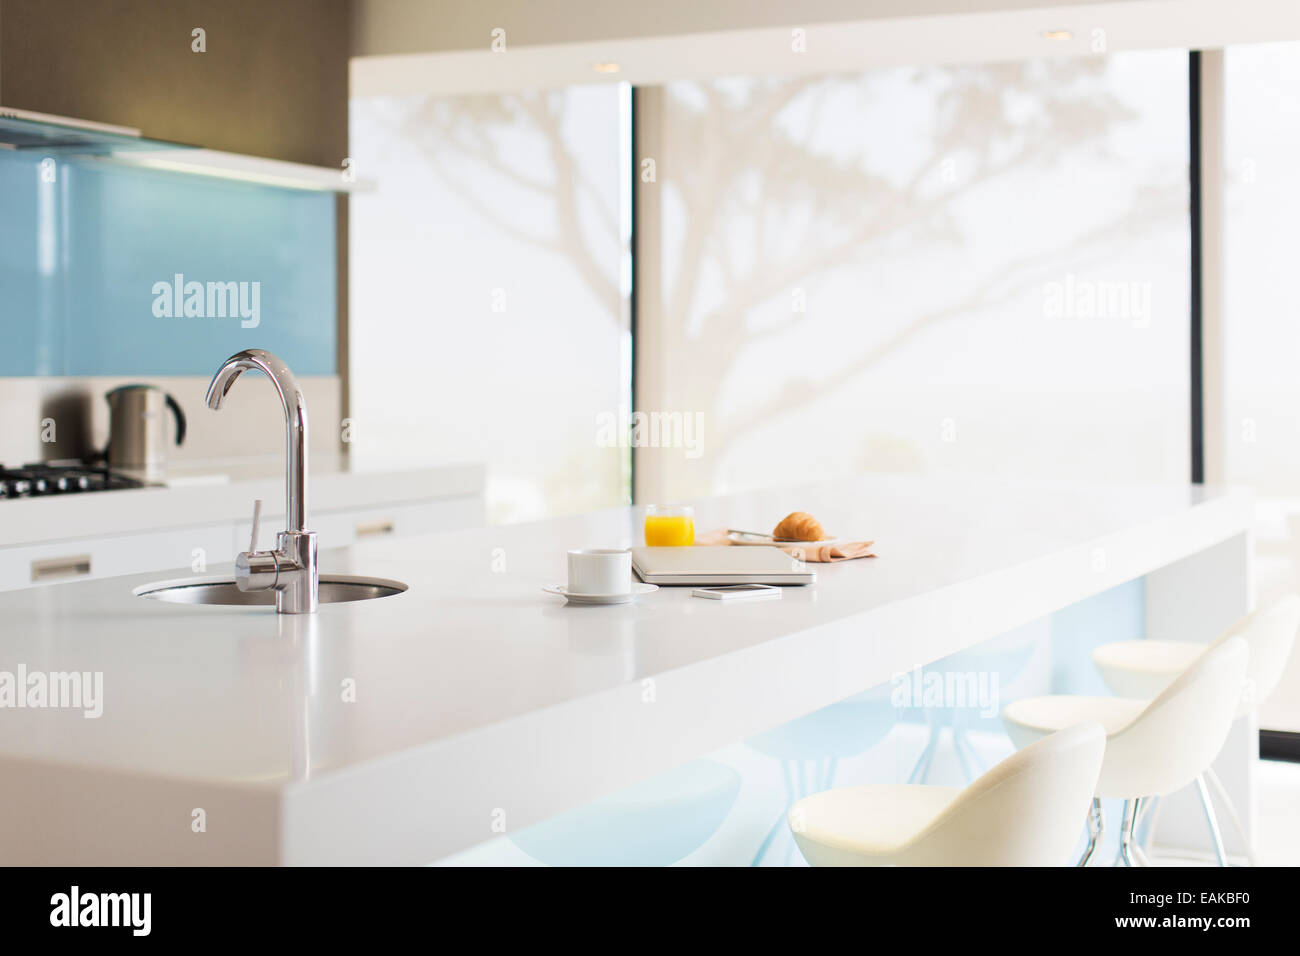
[1223,42,1300,732]
[349,85,629,523]
[636,52,1191,501]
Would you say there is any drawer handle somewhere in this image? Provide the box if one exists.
[355,520,395,538]
[31,554,92,582]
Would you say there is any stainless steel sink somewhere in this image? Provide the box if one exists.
[134,574,407,607]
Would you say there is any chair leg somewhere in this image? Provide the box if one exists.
[1119,798,1142,867]
[1204,767,1256,866]
[821,757,839,792]
[951,726,978,783]
[752,810,787,867]
[1077,798,1103,866]
[1138,795,1162,853]
[1111,800,1129,866]
[951,725,987,784]
[949,708,987,783]
[1195,773,1230,867]
[908,714,942,784]
[752,760,797,867]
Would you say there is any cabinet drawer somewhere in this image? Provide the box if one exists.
[0,524,235,592]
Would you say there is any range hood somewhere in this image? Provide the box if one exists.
[0,106,369,192]
[0,106,160,151]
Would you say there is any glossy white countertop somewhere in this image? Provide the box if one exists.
[0,475,1253,864]
[0,457,484,547]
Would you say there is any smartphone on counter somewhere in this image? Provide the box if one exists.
[690,584,783,602]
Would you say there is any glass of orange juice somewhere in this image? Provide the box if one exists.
[644,505,695,546]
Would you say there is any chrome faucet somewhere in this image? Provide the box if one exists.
[205,349,318,613]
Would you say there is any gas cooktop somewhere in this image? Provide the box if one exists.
[0,463,143,499]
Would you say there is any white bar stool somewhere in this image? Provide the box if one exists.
[746,689,896,866]
[1001,637,1248,866]
[786,722,1105,866]
[1089,594,1300,864]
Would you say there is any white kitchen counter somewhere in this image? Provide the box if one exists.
[0,475,1254,864]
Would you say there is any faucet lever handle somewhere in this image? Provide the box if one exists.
[248,498,262,552]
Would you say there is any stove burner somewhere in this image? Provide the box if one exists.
[0,464,142,499]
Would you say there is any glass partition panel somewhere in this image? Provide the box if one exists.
[1223,41,1300,733]
[636,52,1190,502]
[349,85,630,522]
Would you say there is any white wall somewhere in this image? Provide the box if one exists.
[351,0,1300,98]
[351,0,1124,56]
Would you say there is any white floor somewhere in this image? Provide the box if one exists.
[1144,759,1300,867]
[1255,759,1300,866]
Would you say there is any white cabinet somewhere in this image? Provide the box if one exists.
[0,495,483,592]
[0,524,234,590]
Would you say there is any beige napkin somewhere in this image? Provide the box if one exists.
[695,528,876,563]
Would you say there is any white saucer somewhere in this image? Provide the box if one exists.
[543,582,658,605]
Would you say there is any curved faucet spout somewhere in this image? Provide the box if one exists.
[206,349,309,534]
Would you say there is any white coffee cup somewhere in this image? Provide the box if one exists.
[567,549,632,595]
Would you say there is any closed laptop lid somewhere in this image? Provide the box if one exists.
[630,546,815,585]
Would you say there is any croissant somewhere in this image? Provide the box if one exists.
[773,511,825,541]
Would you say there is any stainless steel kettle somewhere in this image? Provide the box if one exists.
[104,385,186,479]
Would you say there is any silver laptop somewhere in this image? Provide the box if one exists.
[631,546,816,586]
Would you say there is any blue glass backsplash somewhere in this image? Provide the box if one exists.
[0,150,336,376]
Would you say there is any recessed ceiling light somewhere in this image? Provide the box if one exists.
[591,62,621,74]
[1041,29,1074,40]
